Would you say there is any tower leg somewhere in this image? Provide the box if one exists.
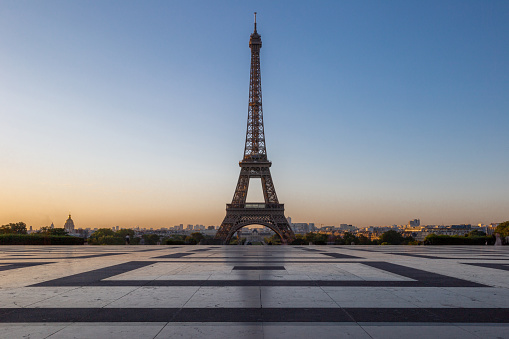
[215,207,295,245]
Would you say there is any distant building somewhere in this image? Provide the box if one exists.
[451,224,471,230]
[409,219,420,227]
[339,224,355,231]
[290,222,317,234]
[63,214,75,233]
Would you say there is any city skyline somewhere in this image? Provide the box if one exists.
[1,1,508,229]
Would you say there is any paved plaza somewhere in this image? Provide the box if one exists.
[0,245,508,338]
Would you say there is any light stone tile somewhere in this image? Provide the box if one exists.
[385,287,494,308]
[0,324,67,339]
[156,274,212,280]
[263,323,370,339]
[337,263,415,281]
[444,287,509,308]
[31,287,139,308]
[285,264,340,274]
[155,323,263,338]
[184,286,261,308]
[104,263,185,280]
[305,274,364,281]
[259,274,311,280]
[323,286,417,308]
[0,287,78,307]
[46,323,165,339]
[173,264,233,275]
[261,286,339,308]
[361,325,479,339]
[397,259,509,288]
[209,273,261,280]
[106,286,200,308]
[458,324,509,338]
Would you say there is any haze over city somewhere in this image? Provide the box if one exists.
[1,1,508,229]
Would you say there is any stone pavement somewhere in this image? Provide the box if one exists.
[0,245,508,338]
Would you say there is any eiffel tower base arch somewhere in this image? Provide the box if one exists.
[215,204,295,244]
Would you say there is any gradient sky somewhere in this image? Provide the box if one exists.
[1,1,508,229]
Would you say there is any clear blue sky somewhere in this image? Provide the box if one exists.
[1,0,508,228]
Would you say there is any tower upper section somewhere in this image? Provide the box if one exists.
[243,12,267,163]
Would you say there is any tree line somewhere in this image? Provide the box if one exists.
[1,221,508,246]
[0,222,84,245]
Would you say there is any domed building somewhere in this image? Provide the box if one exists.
[64,214,75,233]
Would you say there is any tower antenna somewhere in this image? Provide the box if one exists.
[254,12,257,32]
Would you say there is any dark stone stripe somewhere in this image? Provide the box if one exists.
[322,253,360,259]
[31,261,154,287]
[32,279,485,288]
[155,253,193,258]
[0,253,127,260]
[142,280,437,287]
[233,266,285,270]
[388,253,509,260]
[71,253,128,259]
[29,261,486,288]
[242,255,273,257]
[0,262,53,272]
[1,308,508,323]
[388,253,450,259]
[345,308,509,323]
[463,263,509,272]
[363,262,486,287]
[141,260,369,263]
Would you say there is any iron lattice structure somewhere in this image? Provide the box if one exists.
[215,14,295,244]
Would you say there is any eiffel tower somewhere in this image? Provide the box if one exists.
[215,14,296,245]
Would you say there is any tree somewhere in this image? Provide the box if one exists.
[142,234,160,245]
[115,229,135,239]
[357,234,371,245]
[334,236,345,245]
[88,228,116,245]
[304,232,316,244]
[47,228,67,236]
[0,222,27,234]
[495,221,509,238]
[115,229,139,244]
[190,232,205,243]
[291,234,307,245]
[39,227,68,236]
[185,235,198,245]
[91,228,115,238]
[378,230,405,245]
[342,232,358,245]
[163,236,185,245]
[468,229,486,237]
[313,233,328,245]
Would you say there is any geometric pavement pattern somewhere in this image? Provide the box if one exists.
[1,245,508,338]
